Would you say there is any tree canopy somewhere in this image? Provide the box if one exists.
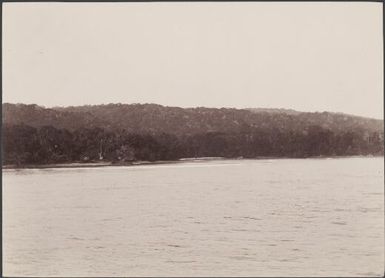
[2,103,383,166]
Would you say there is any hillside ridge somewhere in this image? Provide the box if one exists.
[3,102,383,166]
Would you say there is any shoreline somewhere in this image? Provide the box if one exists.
[2,155,383,170]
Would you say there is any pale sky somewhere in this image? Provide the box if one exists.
[2,2,383,119]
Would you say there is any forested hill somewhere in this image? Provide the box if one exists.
[2,103,384,166]
[3,103,383,135]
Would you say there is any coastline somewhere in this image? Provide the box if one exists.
[2,155,382,170]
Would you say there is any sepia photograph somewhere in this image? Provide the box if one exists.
[2,1,384,277]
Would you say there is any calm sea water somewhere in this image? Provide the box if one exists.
[3,157,384,277]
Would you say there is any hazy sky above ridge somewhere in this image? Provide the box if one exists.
[2,2,383,119]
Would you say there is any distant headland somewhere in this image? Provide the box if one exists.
[3,103,384,167]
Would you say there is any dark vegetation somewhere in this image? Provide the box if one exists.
[2,103,384,166]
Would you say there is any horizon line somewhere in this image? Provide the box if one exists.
[2,101,384,121]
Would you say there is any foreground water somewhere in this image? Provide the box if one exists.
[3,157,384,276]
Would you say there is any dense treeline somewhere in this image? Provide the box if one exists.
[3,103,384,166]
[3,103,383,136]
[3,123,383,166]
